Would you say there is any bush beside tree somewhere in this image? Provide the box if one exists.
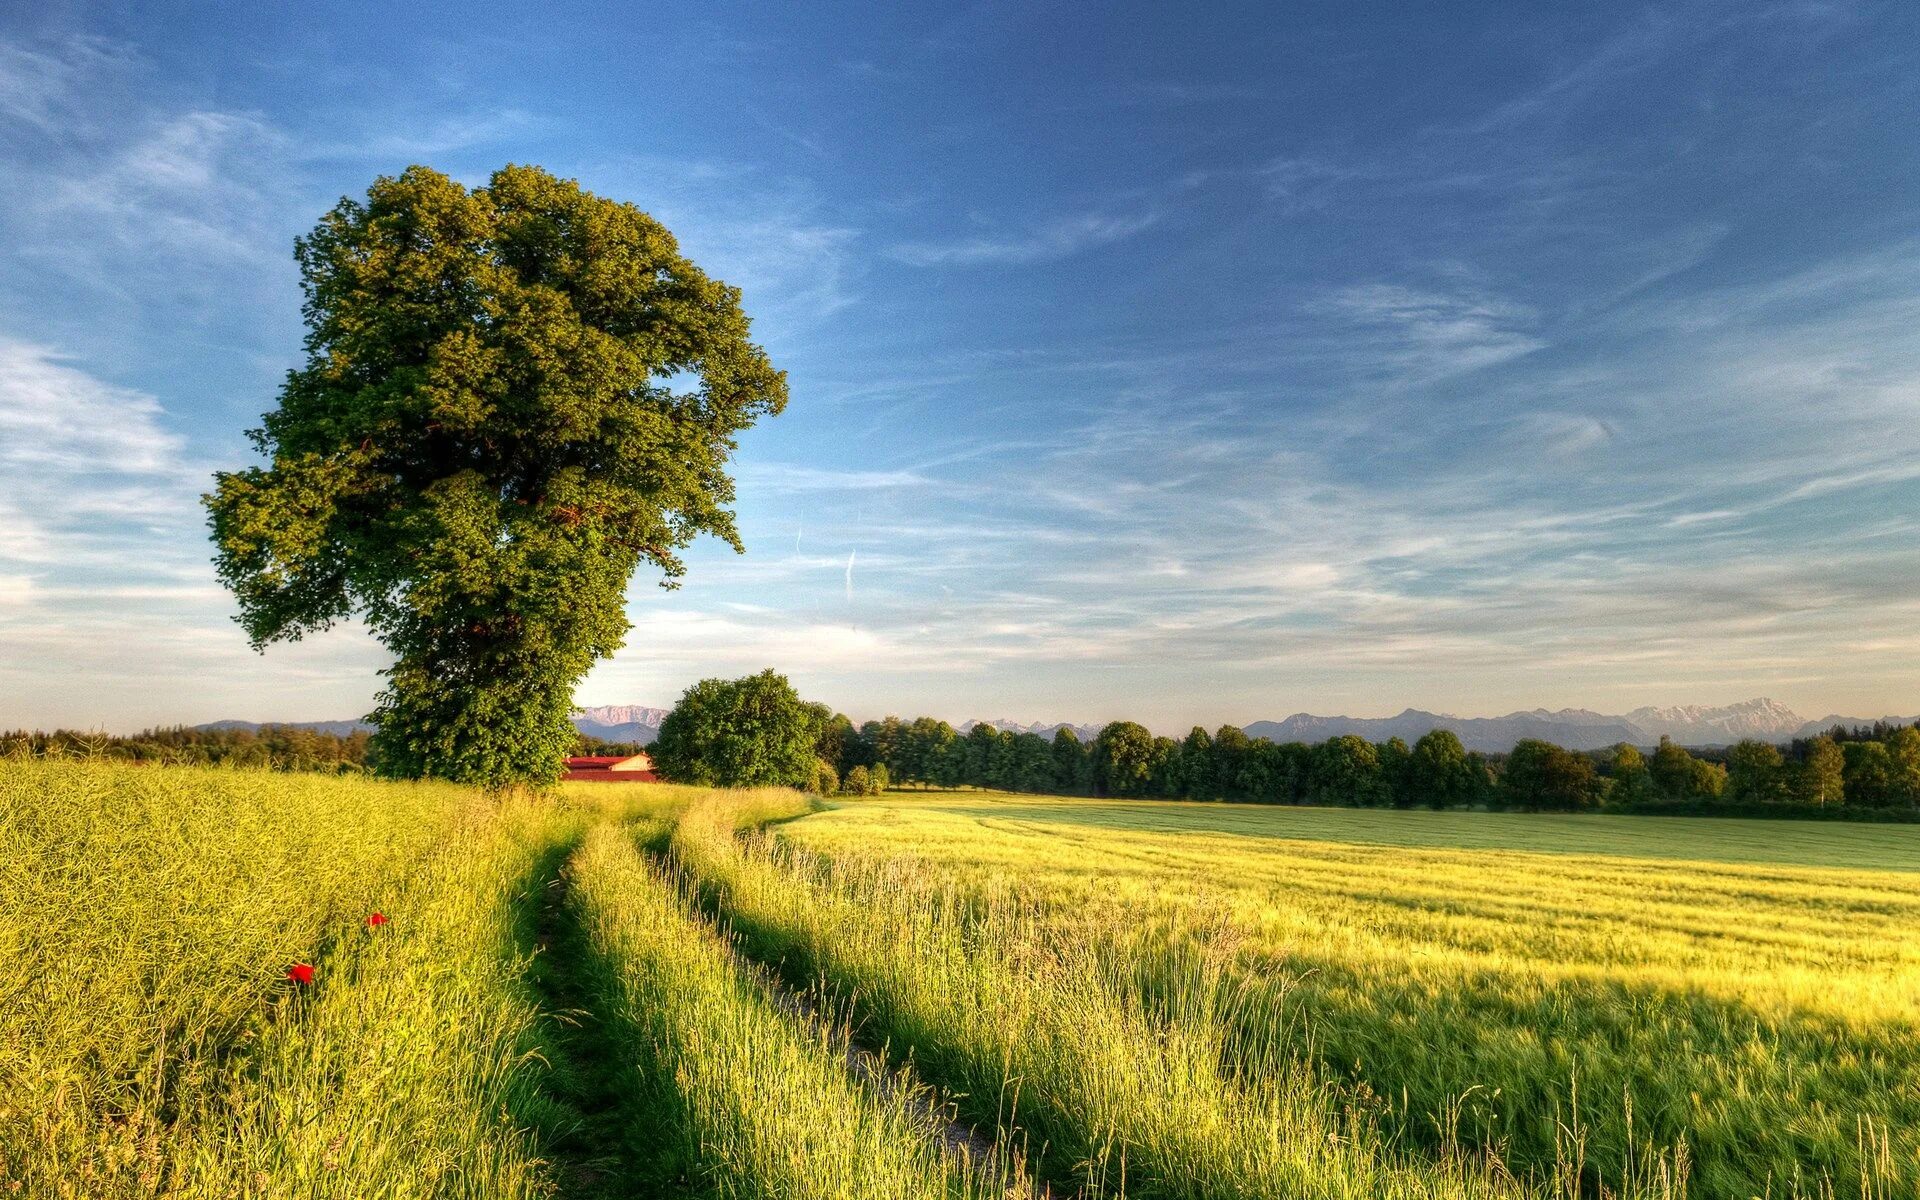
[651,670,826,789]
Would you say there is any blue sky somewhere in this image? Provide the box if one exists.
[3,1,1919,732]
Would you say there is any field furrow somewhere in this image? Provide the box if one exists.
[568,816,1011,1200]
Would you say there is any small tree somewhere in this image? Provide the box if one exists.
[1378,736,1415,808]
[1842,741,1897,807]
[1409,730,1475,809]
[204,165,785,787]
[1236,738,1277,800]
[816,714,856,778]
[900,717,958,788]
[1649,737,1724,802]
[810,759,840,796]
[999,734,1050,793]
[1887,727,1920,807]
[860,717,904,778]
[1790,736,1846,807]
[1307,735,1385,806]
[1149,737,1183,798]
[1094,721,1156,796]
[1212,725,1252,799]
[651,670,825,788]
[1648,737,1693,800]
[1726,740,1786,805]
[1270,742,1311,803]
[1051,727,1090,793]
[961,723,1006,789]
[1179,726,1214,798]
[1607,743,1655,805]
[1501,739,1601,812]
[1465,752,1497,805]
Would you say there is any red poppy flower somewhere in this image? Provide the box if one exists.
[287,963,315,986]
[366,912,389,928]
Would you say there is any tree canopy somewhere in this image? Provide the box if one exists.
[1409,729,1477,809]
[651,670,828,789]
[1094,721,1157,796]
[205,164,785,786]
[1501,739,1601,811]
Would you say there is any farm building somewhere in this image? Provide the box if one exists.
[563,753,658,782]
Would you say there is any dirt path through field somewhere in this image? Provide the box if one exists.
[520,834,704,1200]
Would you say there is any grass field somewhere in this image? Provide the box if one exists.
[5,763,1913,1198]
[784,791,1920,1198]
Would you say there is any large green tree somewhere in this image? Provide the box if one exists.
[650,670,827,788]
[205,165,785,786]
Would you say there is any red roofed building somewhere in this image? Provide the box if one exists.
[563,752,659,782]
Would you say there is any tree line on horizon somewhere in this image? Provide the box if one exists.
[0,725,372,773]
[0,725,646,773]
[11,669,1916,819]
[640,671,1920,818]
[818,713,1920,816]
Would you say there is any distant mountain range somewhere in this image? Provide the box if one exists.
[569,704,670,745]
[962,718,1106,743]
[196,698,1916,756]
[196,718,375,738]
[1244,698,1918,753]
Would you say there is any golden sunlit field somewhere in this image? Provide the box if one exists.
[6,763,1914,1198]
[785,791,1920,1197]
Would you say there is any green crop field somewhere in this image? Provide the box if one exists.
[5,763,1914,1198]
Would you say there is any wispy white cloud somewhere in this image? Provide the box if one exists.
[1313,281,1546,383]
[0,35,133,135]
[738,462,941,493]
[0,337,187,476]
[0,39,307,346]
[889,210,1158,267]
[298,109,538,162]
[0,334,391,728]
[1465,9,1687,135]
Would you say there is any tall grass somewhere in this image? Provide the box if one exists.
[789,792,1920,1198]
[0,761,468,1191]
[168,795,589,1197]
[671,790,1556,1200]
[568,817,1008,1200]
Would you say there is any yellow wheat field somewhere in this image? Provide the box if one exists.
[784,792,1920,1197]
